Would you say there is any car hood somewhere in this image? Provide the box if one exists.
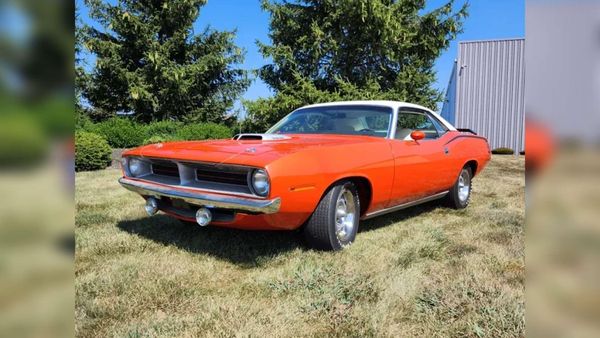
[123,134,385,168]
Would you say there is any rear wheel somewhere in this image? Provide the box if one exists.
[303,181,360,251]
[446,166,472,209]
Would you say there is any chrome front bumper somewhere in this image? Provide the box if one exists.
[118,177,281,214]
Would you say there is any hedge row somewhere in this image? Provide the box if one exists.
[79,118,233,148]
[491,147,515,155]
[75,118,233,171]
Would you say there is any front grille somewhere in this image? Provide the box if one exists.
[140,159,255,196]
[151,161,180,178]
[196,168,248,186]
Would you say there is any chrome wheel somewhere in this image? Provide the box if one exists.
[458,169,471,202]
[335,188,356,242]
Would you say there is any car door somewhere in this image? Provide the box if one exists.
[387,107,452,206]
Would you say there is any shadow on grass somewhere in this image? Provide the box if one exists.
[117,200,443,266]
[359,200,442,233]
[117,214,303,268]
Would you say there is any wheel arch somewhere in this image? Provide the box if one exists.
[324,176,373,217]
[464,159,478,177]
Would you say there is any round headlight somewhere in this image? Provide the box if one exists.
[251,169,270,196]
[128,158,145,177]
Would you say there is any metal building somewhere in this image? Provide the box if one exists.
[441,38,525,153]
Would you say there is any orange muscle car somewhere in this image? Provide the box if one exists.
[119,101,491,250]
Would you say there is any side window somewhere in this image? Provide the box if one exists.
[395,111,439,140]
[429,114,449,135]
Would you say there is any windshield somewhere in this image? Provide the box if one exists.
[266,105,393,138]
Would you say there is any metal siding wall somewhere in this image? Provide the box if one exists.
[455,39,525,152]
[440,61,458,124]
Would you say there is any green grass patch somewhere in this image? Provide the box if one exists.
[75,156,524,337]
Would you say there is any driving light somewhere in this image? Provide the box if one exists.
[128,158,145,177]
[145,197,159,216]
[196,207,212,226]
[251,169,270,197]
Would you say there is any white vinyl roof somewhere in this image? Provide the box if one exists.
[299,100,457,131]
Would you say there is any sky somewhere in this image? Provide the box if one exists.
[79,0,524,113]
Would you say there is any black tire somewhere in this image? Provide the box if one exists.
[445,166,472,209]
[303,181,360,251]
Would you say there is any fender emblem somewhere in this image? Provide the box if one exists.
[245,147,256,153]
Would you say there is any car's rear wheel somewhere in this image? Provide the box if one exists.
[446,166,472,209]
[303,181,360,251]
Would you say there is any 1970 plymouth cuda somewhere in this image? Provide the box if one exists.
[119,101,491,250]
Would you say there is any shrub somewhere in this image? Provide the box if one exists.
[75,131,112,171]
[176,123,232,141]
[76,110,95,132]
[144,120,183,139]
[491,147,515,155]
[93,117,145,148]
[142,134,177,145]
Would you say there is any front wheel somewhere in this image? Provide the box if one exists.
[445,166,472,209]
[303,181,360,251]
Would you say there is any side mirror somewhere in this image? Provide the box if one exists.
[410,130,425,141]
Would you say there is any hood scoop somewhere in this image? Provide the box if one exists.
[233,133,291,141]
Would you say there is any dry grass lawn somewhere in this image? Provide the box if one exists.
[75,155,524,337]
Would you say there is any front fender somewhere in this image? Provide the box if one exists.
[266,140,394,220]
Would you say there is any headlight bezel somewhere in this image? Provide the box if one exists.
[250,169,270,197]
[123,156,151,177]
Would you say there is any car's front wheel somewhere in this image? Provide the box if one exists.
[303,181,360,251]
